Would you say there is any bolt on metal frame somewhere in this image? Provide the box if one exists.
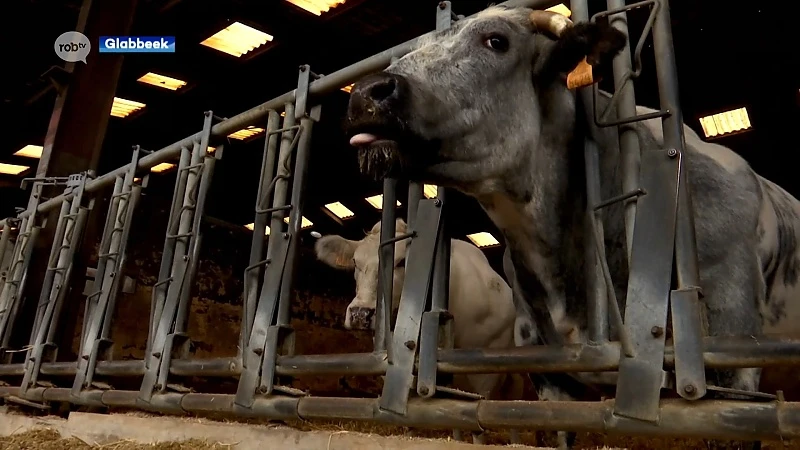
[0,0,799,443]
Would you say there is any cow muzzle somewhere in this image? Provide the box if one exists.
[348,306,376,330]
[345,72,412,180]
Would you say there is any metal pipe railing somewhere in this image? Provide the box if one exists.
[0,336,798,378]
[2,387,800,441]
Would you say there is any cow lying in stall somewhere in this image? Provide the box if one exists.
[314,218,527,444]
[342,6,800,449]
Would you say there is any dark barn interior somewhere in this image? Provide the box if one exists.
[1,0,799,448]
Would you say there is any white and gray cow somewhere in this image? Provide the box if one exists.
[343,5,800,449]
[314,218,526,444]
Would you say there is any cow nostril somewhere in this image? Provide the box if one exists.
[368,78,397,102]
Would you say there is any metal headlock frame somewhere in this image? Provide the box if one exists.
[0,0,799,442]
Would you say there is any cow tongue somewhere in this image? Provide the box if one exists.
[350,133,377,147]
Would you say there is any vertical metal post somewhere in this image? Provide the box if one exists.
[145,145,191,362]
[572,0,610,345]
[376,54,402,356]
[234,66,316,410]
[241,111,281,362]
[651,0,706,401]
[73,146,144,397]
[266,103,297,262]
[79,175,123,358]
[277,107,319,326]
[607,0,642,263]
[417,0,455,402]
[406,184,423,228]
[381,2,451,415]
[375,177,397,354]
[139,111,214,404]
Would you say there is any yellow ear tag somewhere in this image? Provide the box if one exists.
[566,57,595,90]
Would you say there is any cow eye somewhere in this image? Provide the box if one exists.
[484,34,509,52]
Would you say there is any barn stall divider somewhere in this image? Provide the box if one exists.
[2,0,800,443]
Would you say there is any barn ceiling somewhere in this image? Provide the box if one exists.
[0,0,797,265]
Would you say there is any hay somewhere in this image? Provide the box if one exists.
[0,428,231,450]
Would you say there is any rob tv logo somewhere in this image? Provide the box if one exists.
[99,36,175,53]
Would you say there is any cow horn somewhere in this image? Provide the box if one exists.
[529,10,574,38]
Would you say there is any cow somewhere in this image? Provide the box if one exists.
[314,218,527,444]
[342,5,800,449]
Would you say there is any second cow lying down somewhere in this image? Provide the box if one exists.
[314,218,526,442]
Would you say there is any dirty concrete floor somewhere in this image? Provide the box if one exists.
[0,429,227,450]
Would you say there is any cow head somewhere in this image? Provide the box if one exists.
[314,218,409,330]
[345,7,626,190]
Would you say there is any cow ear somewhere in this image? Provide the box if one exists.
[547,21,627,88]
[315,235,357,270]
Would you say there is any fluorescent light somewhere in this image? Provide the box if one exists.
[111,97,146,118]
[341,84,353,93]
[245,223,271,235]
[545,3,571,17]
[150,163,175,173]
[14,145,43,159]
[283,215,313,229]
[137,72,187,91]
[324,202,355,219]
[285,0,347,16]
[466,232,500,248]
[228,126,265,141]
[200,22,273,58]
[0,163,30,175]
[365,194,401,210]
[699,107,752,138]
[423,184,439,199]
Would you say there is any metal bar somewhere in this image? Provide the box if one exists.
[651,0,707,401]
[30,199,72,340]
[3,387,800,440]
[0,336,800,378]
[584,140,609,344]
[607,0,643,264]
[145,145,191,360]
[277,68,318,327]
[0,0,563,231]
[417,0,454,402]
[375,177,398,354]
[234,237,290,408]
[79,175,123,357]
[571,0,610,353]
[406,183,423,229]
[380,199,443,415]
[139,114,211,404]
[73,154,141,396]
[265,102,296,262]
[175,154,216,333]
[241,110,281,360]
[613,148,681,422]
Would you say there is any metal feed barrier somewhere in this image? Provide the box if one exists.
[2,0,800,443]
